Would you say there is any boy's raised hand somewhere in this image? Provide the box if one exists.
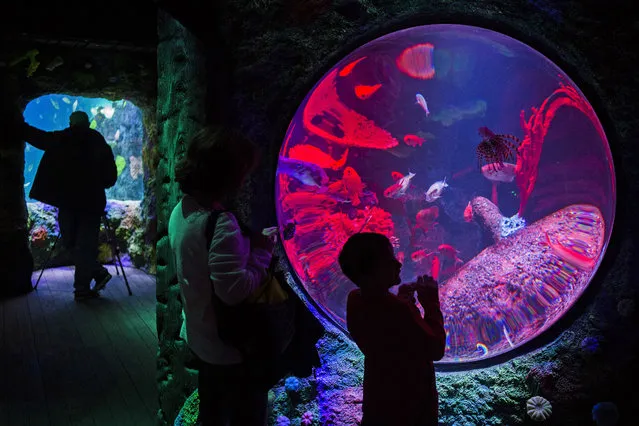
[397,283,417,305]
[413,275,439,299]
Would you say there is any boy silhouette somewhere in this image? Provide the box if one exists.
[339,233,446,426]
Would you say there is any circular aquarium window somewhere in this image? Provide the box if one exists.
[275,24,615,364]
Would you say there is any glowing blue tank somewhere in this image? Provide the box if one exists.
[23,94,144,202]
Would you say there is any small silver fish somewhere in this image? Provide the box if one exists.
[61,96,71,104]
[416,93,430,116]
[72,99,78,111]
[24,182,31,188]
[424,177,448,203]
[383,171,416,199]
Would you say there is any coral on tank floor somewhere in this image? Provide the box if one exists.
[27,200,149,271]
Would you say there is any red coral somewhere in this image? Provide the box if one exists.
[516,80,606,216]
[302,67,399,150]
[284,201,394,294]
[30,226,49,247]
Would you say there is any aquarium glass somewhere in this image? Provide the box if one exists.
[275,25,615,364]
[24,94,145,202]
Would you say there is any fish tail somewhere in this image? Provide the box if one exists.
[334,148,349,170]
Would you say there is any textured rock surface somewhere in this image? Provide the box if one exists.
[470,196,504,242]
[155,10,208,425]
[442,203,605,362]
[160,0,639,424]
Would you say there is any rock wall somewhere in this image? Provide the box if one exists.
[155,10,208,425]
[0,70,34,298]
[159,0,639,424]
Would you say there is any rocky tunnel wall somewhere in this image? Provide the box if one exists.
[155,10,208,424]
[156,0,639,425]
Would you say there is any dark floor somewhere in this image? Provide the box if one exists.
[0,266,157,426]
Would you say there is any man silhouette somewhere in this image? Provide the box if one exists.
[21,111,118,300]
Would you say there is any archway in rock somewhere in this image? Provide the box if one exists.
[23,94,151,270]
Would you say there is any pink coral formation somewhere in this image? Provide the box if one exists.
[30,225,48,247]
[279,158,394,317]
[301,411,314,425]
[516,80,606,216]
[302,67,399,150]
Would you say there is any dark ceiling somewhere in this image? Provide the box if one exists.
[1,0,158,47]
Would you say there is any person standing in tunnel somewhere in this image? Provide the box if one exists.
[19,111,118,300]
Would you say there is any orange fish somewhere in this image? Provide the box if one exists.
[342,166,364,206]
[411,248,435,262]
[463,202,473,223]
[438,244,458,258]
[339,57,367,77]
[438,244,464,266]
[403,134,425,147]
[397,251,405,264]
[391,171,404,181]
[383,171,415,200]
[415,206,439,232]
[430,255,440,280]
[355,84,382,100]
[288,144,349,170]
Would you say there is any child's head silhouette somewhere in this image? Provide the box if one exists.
[339,232,402,292]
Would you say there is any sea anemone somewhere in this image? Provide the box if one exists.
[284,376,301,393]
[592,402,619,426]
[276,415,291,426]
[301,411,314,425]
[30,225,49,246]
[526,396,552,422]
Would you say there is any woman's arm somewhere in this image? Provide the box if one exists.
[208,212,271,306]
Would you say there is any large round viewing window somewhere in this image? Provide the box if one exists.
[275,24,615,364]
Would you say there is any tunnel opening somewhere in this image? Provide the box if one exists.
[23,94,151,272]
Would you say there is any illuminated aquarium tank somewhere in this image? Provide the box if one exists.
[275,25,615,364]
[23,94,145,202]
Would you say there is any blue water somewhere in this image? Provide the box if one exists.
[24,94,145,202]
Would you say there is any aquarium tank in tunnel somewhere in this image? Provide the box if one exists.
[23,94,145,202]
[275,24,615,364]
